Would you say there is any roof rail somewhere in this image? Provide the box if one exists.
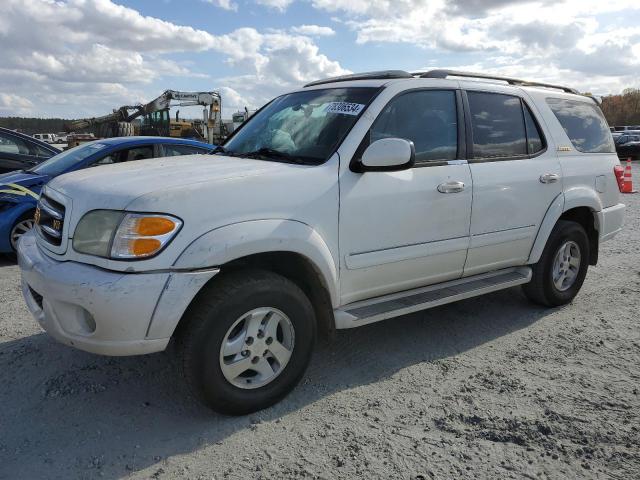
[304,70,413,88]
[418,69,580,94]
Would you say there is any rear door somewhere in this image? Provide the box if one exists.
[461,86,562,276]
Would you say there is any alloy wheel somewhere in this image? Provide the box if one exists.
[219,307,295,389]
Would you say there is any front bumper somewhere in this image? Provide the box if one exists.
[18,231,218,356]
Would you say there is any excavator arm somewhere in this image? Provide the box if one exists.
[65,90,223,144]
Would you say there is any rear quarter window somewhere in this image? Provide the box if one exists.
[546,98,615,153]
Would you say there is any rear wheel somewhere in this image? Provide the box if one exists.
[177,270,316,415]
[522,220,589,307]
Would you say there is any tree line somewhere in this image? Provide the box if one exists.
[600,89,640,127]
[0,117,78,135]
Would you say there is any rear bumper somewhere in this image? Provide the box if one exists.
[599,203,625,242]
[18,231,218,356]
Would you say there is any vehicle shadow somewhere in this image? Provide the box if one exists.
[0,254,16,267]
[0,287,552,479]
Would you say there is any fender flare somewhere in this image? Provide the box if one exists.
[173,219,340,306]
[528,188,602,264]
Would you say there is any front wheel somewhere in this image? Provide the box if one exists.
[522,220,590,307]
[10,212,36,253]
[177,270,316,415]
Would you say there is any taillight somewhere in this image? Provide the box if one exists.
[614,165,625,192]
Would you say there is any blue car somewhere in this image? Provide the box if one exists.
[0,136,214,253]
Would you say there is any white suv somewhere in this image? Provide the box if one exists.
[33,133,57,144]
[18,70,625,414]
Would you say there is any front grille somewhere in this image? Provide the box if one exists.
[35,194,65,246]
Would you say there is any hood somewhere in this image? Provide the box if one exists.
[47,154,296,210]
[0,170,47,201]
[40,153,339,273]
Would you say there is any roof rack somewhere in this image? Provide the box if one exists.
[304,70,413,87]
[418,69,580,94]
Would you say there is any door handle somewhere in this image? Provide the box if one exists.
[437,181,465,193]
[540,173,560,184]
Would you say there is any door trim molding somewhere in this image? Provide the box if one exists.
[346,236,469,270]
[469,225,536,249]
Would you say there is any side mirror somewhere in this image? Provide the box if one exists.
[359,138,415,172]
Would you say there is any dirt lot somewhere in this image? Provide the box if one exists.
[1,194,638,480]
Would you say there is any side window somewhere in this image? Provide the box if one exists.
[546,98,615,153]
[89,146,153,167]
[370,90,458,163]
[163,144,208,156]
[467,92,526,158]
[0,133,31,155]
[121,146,154,162]
[30,143,54,157]
[90,154,116,167]
[523,104,545,154]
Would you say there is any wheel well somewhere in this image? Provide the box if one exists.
[219,252,335,339]
[559,207,599,265]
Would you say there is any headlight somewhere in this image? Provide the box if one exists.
[73,210,182,259]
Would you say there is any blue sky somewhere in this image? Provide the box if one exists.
[1,0,639,118]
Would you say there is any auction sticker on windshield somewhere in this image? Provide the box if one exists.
[324,102,365,116]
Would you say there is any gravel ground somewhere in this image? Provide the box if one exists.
[1,194,639,480]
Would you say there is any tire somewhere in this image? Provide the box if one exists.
[9,211,36,254]
[522,220,590,307]
[94,123,113,138]
[115,122,134,137]
[177,269,316,415]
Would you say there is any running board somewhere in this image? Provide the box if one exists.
[334,267,532,329]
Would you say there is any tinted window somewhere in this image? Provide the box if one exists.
[31,143,54,157]
[546,98,615,153]
[89,146,154,168]
[468,92,526,158]
[164,144,209,156]
[122,146,153,161]
[523,104,544,154]
[370,90,457,163]
[31,142,109,176]
[0,132,31,155]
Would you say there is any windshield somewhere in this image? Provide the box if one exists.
[30,142,109,176]
[223,87,379,164]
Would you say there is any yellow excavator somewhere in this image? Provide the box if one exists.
[65,90,226,144]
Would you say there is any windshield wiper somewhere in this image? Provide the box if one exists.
[238,147,314,165]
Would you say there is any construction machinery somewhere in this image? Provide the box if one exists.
[65,90,226,144]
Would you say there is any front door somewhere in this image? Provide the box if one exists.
[461,87,563,276]
[339,88,473,305]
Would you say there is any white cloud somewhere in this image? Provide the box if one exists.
[311,0,640,93]
[256,0,295,11]
[211,28,349,103]
[291,25,336,36]
[202,0,238,11]
[0,0,349,118]
[0,93,34,114]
